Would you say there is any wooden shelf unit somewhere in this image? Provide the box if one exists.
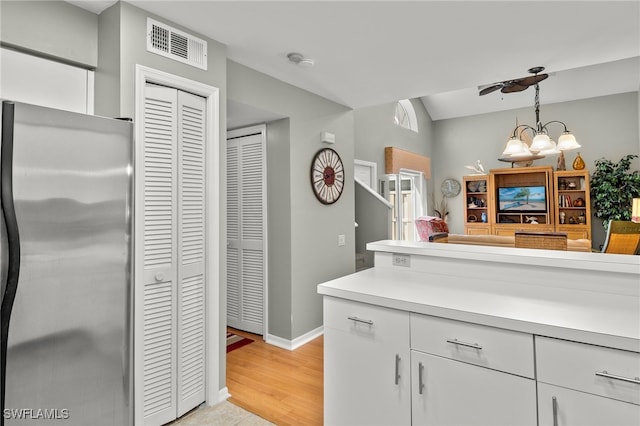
[463,175,491,235]
[490,166,555,236]
[554,170,591,240]
[462,166,592,243]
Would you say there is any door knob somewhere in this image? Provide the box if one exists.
[155,272,164,282]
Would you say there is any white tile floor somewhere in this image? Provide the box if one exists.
[171,401,274,426]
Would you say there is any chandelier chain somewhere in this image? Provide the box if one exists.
[534,83,542,131]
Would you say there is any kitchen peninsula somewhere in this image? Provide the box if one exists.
[318,240,640,425]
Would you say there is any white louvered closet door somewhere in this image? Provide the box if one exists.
[176,90,206,417]
[139,84,206,426]
[227,129,266,335]
[141,84,178,426]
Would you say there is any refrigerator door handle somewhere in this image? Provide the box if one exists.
[1,101,22,417]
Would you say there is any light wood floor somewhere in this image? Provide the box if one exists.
[226,328,324,425]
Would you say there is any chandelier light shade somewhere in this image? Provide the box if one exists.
[502,137,529,156]
[530,133,555,152]
[537,140,560,156]
[556,131,581,151]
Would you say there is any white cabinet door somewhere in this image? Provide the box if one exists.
[411,351,537,426]
[323,297,410,426]
[538,383,640,426]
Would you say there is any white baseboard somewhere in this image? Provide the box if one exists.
[214,386,231,405]
[266,325,324,351]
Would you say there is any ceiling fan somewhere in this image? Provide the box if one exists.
[478,66,548,96]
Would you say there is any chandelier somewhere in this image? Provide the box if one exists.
[498,67,580,166]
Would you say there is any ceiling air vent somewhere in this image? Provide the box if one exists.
[147,18,207,70]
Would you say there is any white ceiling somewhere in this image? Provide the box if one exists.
[70,1,640,122]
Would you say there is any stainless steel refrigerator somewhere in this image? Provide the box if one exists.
[1,101,132,426]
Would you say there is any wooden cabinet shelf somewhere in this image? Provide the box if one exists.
[463,175,491,235]
[554,170,591,240]
[490,166,554,237]
[462,167,591,243]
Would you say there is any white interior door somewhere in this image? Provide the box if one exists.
[175,90,206,417]
[226,126,266,335]
[137,83,206,425]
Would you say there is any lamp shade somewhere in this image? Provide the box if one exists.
[632,198,640,223]
[502,137,528,156]
[537,140,560,156]
[557,132,581,151]
[530,133,554,152]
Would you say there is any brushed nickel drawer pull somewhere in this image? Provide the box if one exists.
[595,370,640,384]
[395,354,401,385]
[446,338,483,350]
[552,396,558,426]
[418,361,425,395]
[347,316,373,326]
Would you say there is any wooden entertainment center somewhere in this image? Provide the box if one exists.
[463,166,591,240]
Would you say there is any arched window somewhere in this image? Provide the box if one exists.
[394,99,418,133]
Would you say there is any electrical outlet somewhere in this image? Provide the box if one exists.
[338,234,346,246]
[392,253,410,267]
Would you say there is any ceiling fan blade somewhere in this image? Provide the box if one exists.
[501,83,529,94]
[516,73,549,87]
[479,84,503,96]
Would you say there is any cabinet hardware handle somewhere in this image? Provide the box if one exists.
[446,338,483,350]
[347,316,373,326]
[595,370,640,385]
[552,396,558,426]
[395,354,401,385]
[418,361,425,395]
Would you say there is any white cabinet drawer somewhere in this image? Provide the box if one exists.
[324,296,409,341]
[536,336,640,405]
[410,313,534,378]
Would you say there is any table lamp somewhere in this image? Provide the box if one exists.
[632,198,640,223]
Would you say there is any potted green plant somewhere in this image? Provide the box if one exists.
[590,154,640,229]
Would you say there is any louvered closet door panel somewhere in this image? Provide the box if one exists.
[226,143,240,323]
[239,138,264,333]
[176,91,206,417]
[142,84,178,426]
[226,132,265,335]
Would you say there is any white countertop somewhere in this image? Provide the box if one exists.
[318,241,640,352]
[367,239,640,275]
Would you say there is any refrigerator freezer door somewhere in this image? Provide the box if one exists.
[2,102,132,425]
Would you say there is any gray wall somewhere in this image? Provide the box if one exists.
[265,118,293,336]
[354,184,390,268]
[0,0,98,68]
[433,92,640,249]
[227,61,355,340]
[353,99,434,268]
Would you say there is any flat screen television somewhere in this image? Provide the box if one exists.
[498,186,547,213]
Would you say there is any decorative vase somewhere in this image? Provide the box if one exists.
[572,152,585,170]
[557,151,566,171]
